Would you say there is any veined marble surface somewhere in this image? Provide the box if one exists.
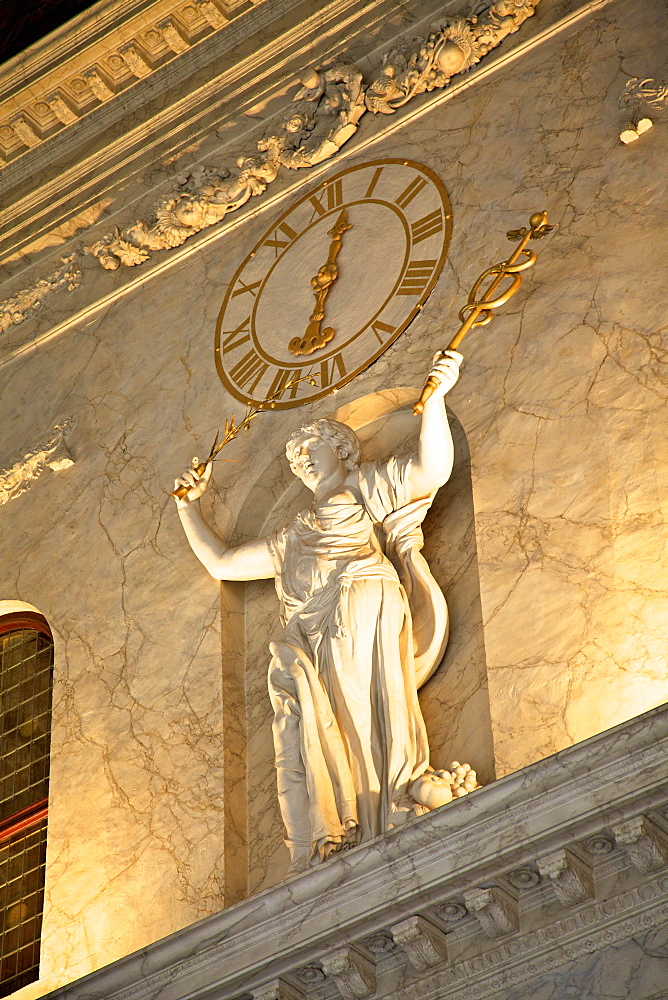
[40,704,668,1000]
[0,0,666,991]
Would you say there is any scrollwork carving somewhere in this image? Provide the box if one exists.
[0,254,83,335]
[618,77,667,144]
[536,849,593,907]
[89,152,283,270]
[613,815,668,872]
[0,419,75,506]
[276,62,367,169]
[365,1,539,114]
[391,914,449,971]
[320,947,375,1000]
[462,886,519,938]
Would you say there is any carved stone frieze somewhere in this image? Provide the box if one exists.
[320,947,376,1000]
[0,254,82,335]
[251,979,304,1000]
[462,886,519,938]
[618,77,667,143]
[504,867,541,890]
[613,815,668,872]
[294,966,326,986]
[0,0,542,332]
[364,0,539,114]
[361,933,395,956]
[0,0,233,164]
[428,878,668,1000]
[432,900,468,927]
[0,419,75,506]
[536,848,594,907]
[391,915,448,971]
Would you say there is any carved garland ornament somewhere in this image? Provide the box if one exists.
[0,254,83,336]
[0,1,540,329]
[618,76,668,143]
[0,419,75,505]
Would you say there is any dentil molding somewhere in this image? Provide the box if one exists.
[0,0,259,167]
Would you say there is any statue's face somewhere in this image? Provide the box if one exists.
[288,433,342,490]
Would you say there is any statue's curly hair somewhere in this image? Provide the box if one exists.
[286,418,362,472]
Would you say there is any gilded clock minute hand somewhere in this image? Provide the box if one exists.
[289,208,352,357]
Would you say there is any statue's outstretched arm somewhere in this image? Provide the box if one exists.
[174,461,275,581]
[408,350,462,499]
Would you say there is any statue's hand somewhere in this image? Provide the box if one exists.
[173,459,213,508]
[426,350,462,400]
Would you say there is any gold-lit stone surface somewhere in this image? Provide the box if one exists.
[0,0,666,994]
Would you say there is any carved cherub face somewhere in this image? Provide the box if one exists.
[287,433,344,491]
[172,196,206,229]
[492,0,527,16]
[410,770,453,811]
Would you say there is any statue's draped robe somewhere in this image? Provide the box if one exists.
[267,456,448,870]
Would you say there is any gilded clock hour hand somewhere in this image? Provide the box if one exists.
[289,208,352,357]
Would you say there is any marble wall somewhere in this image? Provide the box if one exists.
[494,924,668,1000]
[0,0,667,992]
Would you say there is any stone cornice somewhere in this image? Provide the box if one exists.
[0,0,260,163]
[0,1,163,100]
[0,0,301,187]
[48,704,668,1000]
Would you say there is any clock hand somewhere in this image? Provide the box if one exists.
[289,208,352,356]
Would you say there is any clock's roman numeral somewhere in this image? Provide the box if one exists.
[368,319,395,344]
[411,210,443,245]
[397,260,436,295]
[267,367,302,399]
[229,349,268,393]
[264,221,299,255]
[395,176,427,209]
[308,180,344,221]
[363,166,383,200]
[221,315,251,353]
[317,352,347,389]
[231,277,261,299]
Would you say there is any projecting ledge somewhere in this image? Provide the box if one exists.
[46,704,668,1000]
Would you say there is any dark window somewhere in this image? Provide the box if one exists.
[0,614,53,997]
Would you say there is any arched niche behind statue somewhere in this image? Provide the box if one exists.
[233,388,493,895]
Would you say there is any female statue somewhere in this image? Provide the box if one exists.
[174,352,462,874]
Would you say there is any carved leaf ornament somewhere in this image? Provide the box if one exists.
[1,1,541,333]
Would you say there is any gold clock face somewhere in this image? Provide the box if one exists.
[215,158,452,409]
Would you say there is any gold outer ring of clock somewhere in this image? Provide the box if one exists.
[215,158,453,409]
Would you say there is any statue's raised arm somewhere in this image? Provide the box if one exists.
[405,349,462,500]
[173,461,275,581]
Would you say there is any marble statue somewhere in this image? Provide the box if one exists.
[174,352,471,873]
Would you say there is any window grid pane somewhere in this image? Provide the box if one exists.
[1,630,53,822]
[0,821,48,996]
[0,626,53,996]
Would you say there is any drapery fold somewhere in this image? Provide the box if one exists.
[266,457,448,870]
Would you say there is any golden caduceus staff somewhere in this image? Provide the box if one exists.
[414,211,554,414]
